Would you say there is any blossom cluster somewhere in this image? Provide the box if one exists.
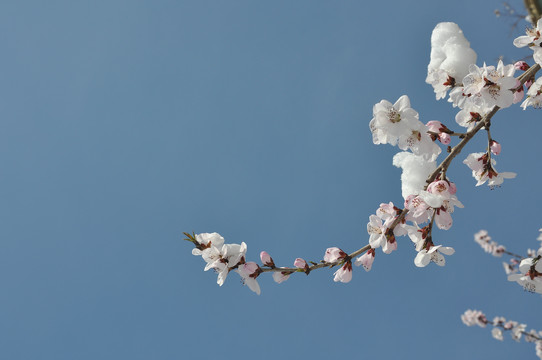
[473,229,506,257]
[186,19,541,298]
[473,229,542,294]
[425,23,522,188]
[462,310,542,359]
[187,232,262,295]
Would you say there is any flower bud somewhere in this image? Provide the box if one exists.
[438,133,451,145]
[294,258,307,268]
[324,247,346,263]
[514,61,529,71]
[260,251,275,267]
[490,140,501,155]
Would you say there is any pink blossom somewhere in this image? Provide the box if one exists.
[435,207,453,230]
[376,202,400,220]
[463,152,516,187]
[382,237,398,254]
[272,271,291,284]
[260,251,275,267]
[425,120,445,133]
[236,262,262,295]
[333,261,353,283]
[354,248,375,271]
[294,258,307,269]
[404,195,431,224]
[324,247,347,263]
[490,140,501,155]
[367,214,387,249]
[414,244,455,267]
[427,180,453,199]
[461,309,488,327]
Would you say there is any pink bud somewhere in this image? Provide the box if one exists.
[260,251,275,267]
[239,262,261,277]
[438,133,451,145]
[526,79,533,89]
[490,140,501,155]
[324,247,346,263]
[514,61,530,71]
[426,120,443,132]
[294,258,307,269]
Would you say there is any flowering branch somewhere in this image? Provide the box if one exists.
[462,309,542,359]
[186,19,542,302]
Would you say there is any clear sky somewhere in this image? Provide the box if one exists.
[1,0,541,359]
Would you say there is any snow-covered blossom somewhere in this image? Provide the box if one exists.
[425,180,454,204]
[426,22,477,99]
[414,244,455,267]
[521,77,542,109]
[426,69,455,100]
[393,152,437,199]
[236,262,262,295]
[463,152,516,187]
[513,18,542,65]
[333,261,353,283]
[354,248,375,271]
[462,309,488,327]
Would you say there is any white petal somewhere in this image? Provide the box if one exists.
[439,246,455,255]
[414,251,430,267]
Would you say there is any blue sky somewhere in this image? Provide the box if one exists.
[1,1,541,359]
